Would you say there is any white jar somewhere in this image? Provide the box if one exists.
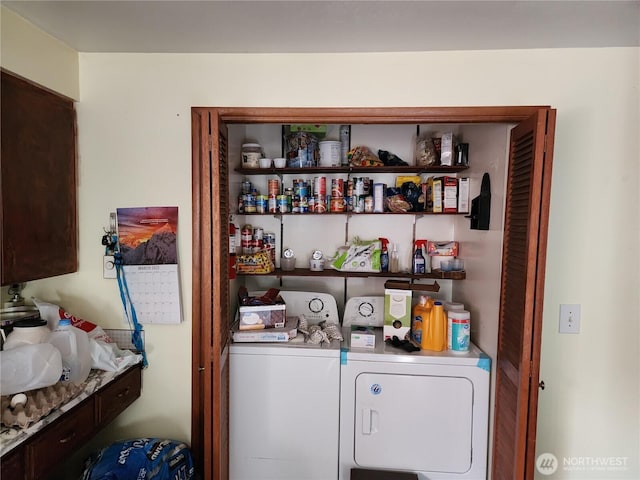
[3,318,50,350]
[241,143,262,168]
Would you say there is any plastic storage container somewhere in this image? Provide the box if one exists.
[448,309,471,353]
[47,318,91,385]
[3,317,50,350]
[0,343,63,395]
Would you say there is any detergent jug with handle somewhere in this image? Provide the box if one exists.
[411,296,432,346]
[422,301,447,351]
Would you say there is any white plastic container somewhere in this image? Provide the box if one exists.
[448,309,471,353]
[444,302,465,349]
[319,140,341,166]
[0,343,63,395]
[3,318,50,350]
[47,318,91,385]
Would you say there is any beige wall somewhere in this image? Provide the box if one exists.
[2,12,639,478]
[0,6,79,99]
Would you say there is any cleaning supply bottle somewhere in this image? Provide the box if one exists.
[412,240,426,274]
[379,237,389,272]
[390,243,400,273]
[47,318,91,385]
[411,296,433,346]
[422,301,447,351]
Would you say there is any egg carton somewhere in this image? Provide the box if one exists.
[1,381,83,429]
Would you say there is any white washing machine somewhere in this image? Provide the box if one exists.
[339,297,491,480]
[229,291,342,480]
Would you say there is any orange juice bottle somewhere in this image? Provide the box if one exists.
[411,296,432,346]
[422,301,447,351]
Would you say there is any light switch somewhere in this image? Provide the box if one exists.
[559,304,580,334]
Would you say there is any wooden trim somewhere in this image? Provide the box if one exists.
[191,105,556,480]
[191,106,550,125]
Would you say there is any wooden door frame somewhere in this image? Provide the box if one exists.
[191,105,554,480]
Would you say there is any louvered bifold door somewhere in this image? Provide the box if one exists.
[211,113,231,480]
[492,109,556,480]
[209,111,230,480]
[192,108,231,480]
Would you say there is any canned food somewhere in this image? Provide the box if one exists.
[253,227,264,240]
[277,195,289,213]
[314,197,327,213]
[314,176,327,197]
[364,196,374,213]
[268,179,280,196]
[268,195,278,213]
[354,177,365,196]
[331,178,344,198]
[256,196,267,214]
[352,195,364,213]
[330,197,345,212]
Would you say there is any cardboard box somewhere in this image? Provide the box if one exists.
[233,316,298,342]
[384,288,412,339]
[427,241,459,257]
[350,326,376,349]
[458,177,470,213]
[238,297,286,330]
[442,176,458,213]
[425,177,443,213]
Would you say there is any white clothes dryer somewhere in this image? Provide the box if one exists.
[339,296,491,480]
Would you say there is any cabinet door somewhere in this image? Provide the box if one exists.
[492,109,556,480]
[1,71,77,284]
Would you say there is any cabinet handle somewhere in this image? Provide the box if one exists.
[59,431,76,444]
[117,387,131,399]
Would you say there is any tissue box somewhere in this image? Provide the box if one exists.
[350,326,376,349]
[238,297,286,330]
[384,288,412,340]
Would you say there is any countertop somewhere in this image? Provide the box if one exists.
[0,366,139,457]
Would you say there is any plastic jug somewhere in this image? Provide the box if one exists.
[411,296,433,346]
[422,301,447,351]
[0,343,63,395]
[47,318,91,385]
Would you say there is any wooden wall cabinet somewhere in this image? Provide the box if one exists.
[1,70,78,285]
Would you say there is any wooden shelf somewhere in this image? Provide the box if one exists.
[236,211,468,216]
[238,268,465,280]
[236,165,469,176]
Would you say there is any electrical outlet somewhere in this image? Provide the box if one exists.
[559,304,580,334]
[103,255,117,279]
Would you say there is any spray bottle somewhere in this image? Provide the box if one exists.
[379,237,389,272]
[412,240,427,274]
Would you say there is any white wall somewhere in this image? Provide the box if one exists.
[3,32,638,479]
[0,6,79,99]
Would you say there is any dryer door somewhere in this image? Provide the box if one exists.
[354,373,473,473]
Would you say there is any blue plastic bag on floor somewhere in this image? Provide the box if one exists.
[81,438,195,480]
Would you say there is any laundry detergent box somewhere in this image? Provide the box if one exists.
[384,288,412,340]
[238,297,286,330]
